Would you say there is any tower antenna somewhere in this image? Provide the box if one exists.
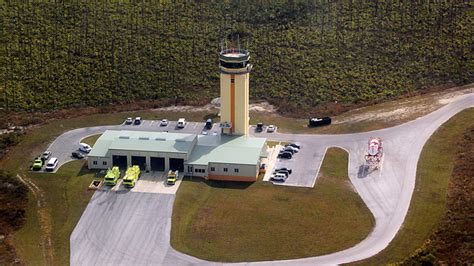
[237,34,241,52]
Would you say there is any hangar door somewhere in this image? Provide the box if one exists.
[150,157,165,171]
[112,155,127,169]
[131,156,147,170]
[169,158,184,172]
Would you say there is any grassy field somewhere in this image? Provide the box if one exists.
[171,148,374,262]
[356,108,474,265]
[80,134,102,147]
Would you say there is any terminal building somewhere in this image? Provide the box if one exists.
[88,47,267,182]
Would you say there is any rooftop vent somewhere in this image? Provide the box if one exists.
[119,136,130,139]
[155,137,166,141]
[139,137,149,140]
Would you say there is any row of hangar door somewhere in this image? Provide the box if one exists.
[112,155,184,172]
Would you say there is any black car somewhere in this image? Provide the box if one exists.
[134,117,142,125]
[278,151,292,159]
[275,167,292,174]
[256,122,264,132]
[72,151,85,159]
[286,143,301,149]
[205,119,213,130]
[308,117,331,127]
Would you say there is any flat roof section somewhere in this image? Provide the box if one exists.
[89,130,197,157]
[188,135,267,166]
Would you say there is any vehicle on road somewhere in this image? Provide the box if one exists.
[45,157,58,171]
[205,119,213,130]
[123,165,140,188]
[160,119,169,126]
[167,170,178,185]
[177,118,186,128]
[124,117,133,125]
[267,125,276,133]
[32,157,43,170]
[79,143,92,153]
[278,151,293,159]
[275,167,292,174]
[41,151,52,161]
[308,117,332,127]
[256,122,264,132]
[365,137,383,170]
[270,173,287,182]
[104,167,121,186]
[72,151,85,159]
[134,117,142,125]
[286,143,301,149]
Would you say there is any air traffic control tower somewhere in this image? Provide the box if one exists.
[219,48,253,136]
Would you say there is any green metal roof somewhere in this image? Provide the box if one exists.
[89,130,196,157]
[187,135,267,165]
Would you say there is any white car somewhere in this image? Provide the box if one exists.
[124,117,133,125]
[283,146,299,153]
[270,173,287,182]
[202,131,208,135]
[79,143,92,153]
[45,157,58,171]
[267,125,276,133]
[160,119,169,126]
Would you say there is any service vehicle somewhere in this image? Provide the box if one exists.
[267,125,276,132]
[134,117,142,125]
[124,117,133,125]
[41,151,52,161]
[278,151,293,159]
[32,157,44,170]
[160,119,169,126]
[167,170,179,185]
[270,173,287,182]
[122,165,140,188]
[72,151,85,159]
[79,143,92,153]
[45,157,59,171]
[256,122,264,132]
[205,119,213,130]
[177,118,186,128]
[365,137,383,170]
[104,167,121,186]
[308,117,332,127]
[275,167,292,174]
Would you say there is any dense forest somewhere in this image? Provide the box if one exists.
[0,1,473,114]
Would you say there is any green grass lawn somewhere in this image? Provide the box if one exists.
[12,160,96,265]
[80,134,102,147]
[356,108,474,265]
[171,148,374,262]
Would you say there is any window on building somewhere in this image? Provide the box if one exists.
[223,168,228,172]
[93,161,97,165]
[210,167,215,172]
[234,168,239,173]
[103,161,107,165]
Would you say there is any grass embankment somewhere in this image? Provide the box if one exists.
[171,148,374,262]
[81,134,102,147]
[0,109,215,264]
[358,108,474,265]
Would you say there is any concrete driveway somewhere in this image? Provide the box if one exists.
[68,94,473,265]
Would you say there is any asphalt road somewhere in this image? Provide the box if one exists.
[68,94,473,265]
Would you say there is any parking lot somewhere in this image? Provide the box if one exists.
[120,119,221,135]
[266,142,326,187]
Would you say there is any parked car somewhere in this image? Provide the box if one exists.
[275,167,292,174]
[281,147,296,155]
[41,151,52,161]
[124,117,133,125]
[79,143,92,153]
[177,118,186,128]
[274,170,290,177]
[286,143,301,149]
[256,122,264,132]
[270,173,288,182]
[45,157,59,171]
[205,118,213,130]
[278,151,293,159]
[72,151,85,159]
[283,146,299,153]
[134,117,142,125]
[160,119,169,126]
[32,157,44,170]
[267,125,276,133]
[309,117,331,127]
[202,131,208,135]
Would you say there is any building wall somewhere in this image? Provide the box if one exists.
[88,156,112,169]
[220,72,249,136]
[207,162,258,181]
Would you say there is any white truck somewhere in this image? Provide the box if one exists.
[177,118,186,128]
